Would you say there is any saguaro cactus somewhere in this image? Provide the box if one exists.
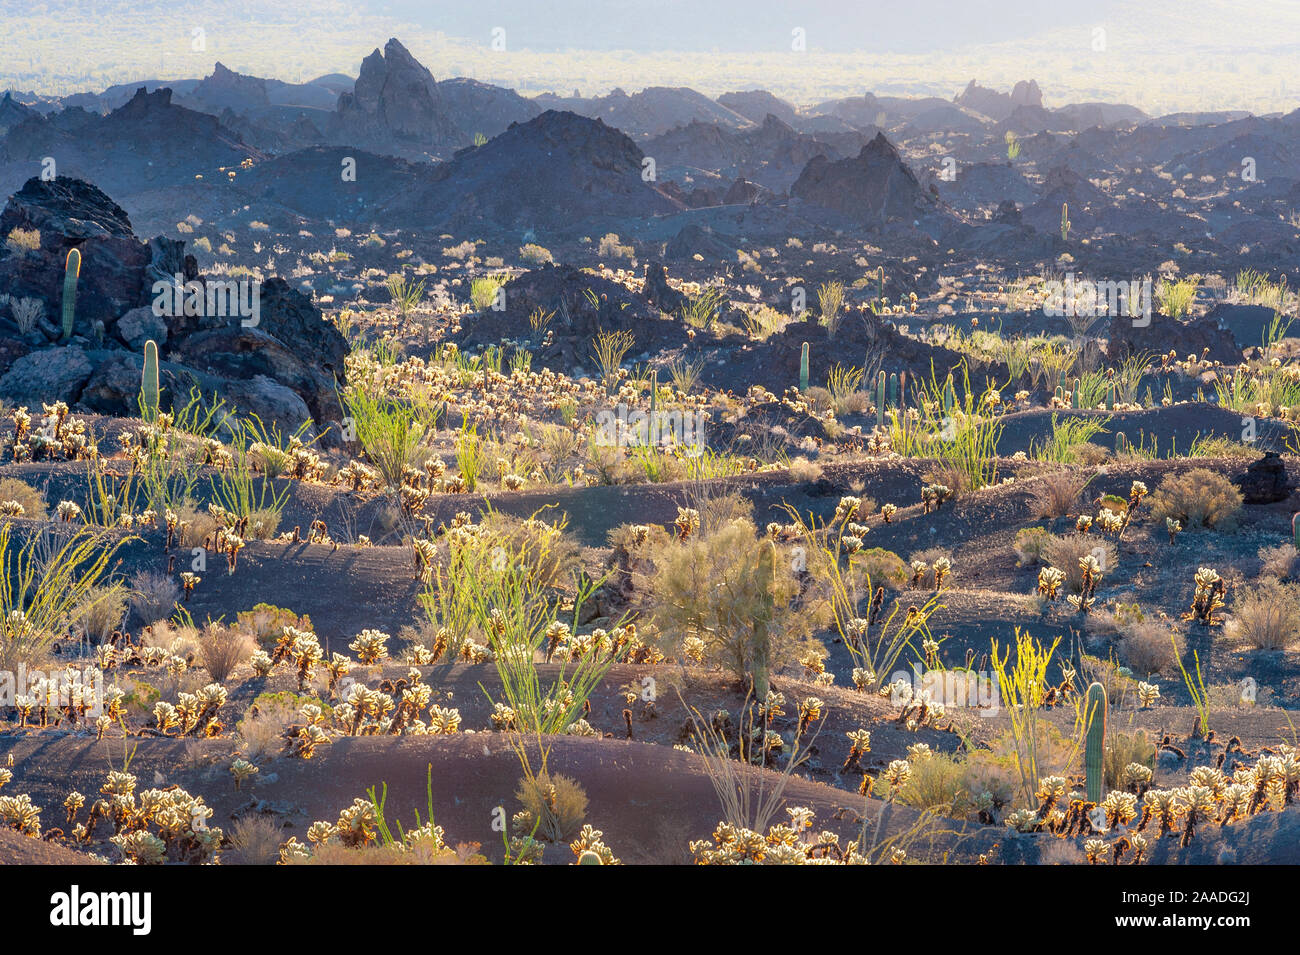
[1293,512,1299,550]
[61,247,81,343]
[888,372,899,409]
[799,342,809,392]
[577,850,603,865]
[1060,202,1071,241]
[751,539,777,702]
[1085,681,1107,803]
[142,340,160,420]
[876,370,887,428]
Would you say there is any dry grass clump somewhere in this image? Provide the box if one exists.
[176,500,220,547]
[0,477,48,519]
[198,622,255,681]
[514,772,588,843]
[1259,543,1299,580]
[1147,468,1243,530]
[1120,621,1184,676]
[1030,469,1092,518]
[128,569,181,624]
[226,814,283,865]
[854,547,908,589]
[72,584,128,643]
[786,456,824,482]
[1013,527,1052,566]
[1227,578,1300,650]
[1042,534,1116,593]
[1103,729,1156,789]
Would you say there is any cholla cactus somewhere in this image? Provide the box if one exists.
[570,823,620,864]
[1141,789,1179,836]
[278,836,312,863]
[1187,567,1227,625]
[1037,566,1066,600]
[0,793,40,835]
[349,629,391,665]
[1076,514,1093,533]
[674,507,700,540]
[335,798,378,847]
[1175,785,1218,847]
[249,649,274,677]
[1100,790,1138,828]
[111,829,166,864]
[1166,517,1181,543]
[882,759,912,794]
[1120,763,1153,794]
[179,572,200,600]
[932,556,951,589]
[427,705,461,734]
[1067,553,1102,613]
[834,496,861,523]
[881,503,897,523]
[910,560,927,587]
[230,758,259,791]
[56,500,82,522]
[1137,682,1160,708]
[1083,838,1109,864]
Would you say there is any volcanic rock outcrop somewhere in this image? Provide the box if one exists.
[0,176,347,439]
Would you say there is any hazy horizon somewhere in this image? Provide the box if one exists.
[3,0,1298,114]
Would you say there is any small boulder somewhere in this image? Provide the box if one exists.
[0,346,93,406]
[116,306,168,350]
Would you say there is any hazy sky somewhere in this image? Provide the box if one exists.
[376,0,1111,53]
[3,0,1297,112]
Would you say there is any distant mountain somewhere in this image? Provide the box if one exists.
[380,109,683,234]
[532,87,752,138]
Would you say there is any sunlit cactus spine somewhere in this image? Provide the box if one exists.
[751,539,776,703]
[142,340,160,420]
[799,342,809,392]
[61,247,80,343]
[1085,681,1107,803]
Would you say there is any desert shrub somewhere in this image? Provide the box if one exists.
[1148,468,1242,530]
[514,772,588,842]
[5,227,39,253]
[226,814,283,865]
[647,517,827,677]
[1029,469,1092,518]
[1042,534,1116,593]
[1120,621,1183,676]
[244,507,282,540]
[1013,526,1052,566]
[176,500,220,548]
[238,692,329,759]
[786,456,823,482]
[896,751,979,816]
[1103,729,1156,789]
[597,233,633,259]
[128,569,181,624]
[198,622,255,682]
[518,243,553,266]
[236,603,314,648]
[476,510,580,589]
[854,547,908,589]
[0,477,47,519]
[72,584,128,643]
[1228,578,1300,650]
[470,274,507,310]
[1259,543,1299,581]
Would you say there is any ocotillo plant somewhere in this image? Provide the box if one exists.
[751,539,776,703]
[1085,681,1107,803]
[141,340,160,421]
[61,247,81,343]
[799,342,809,392]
